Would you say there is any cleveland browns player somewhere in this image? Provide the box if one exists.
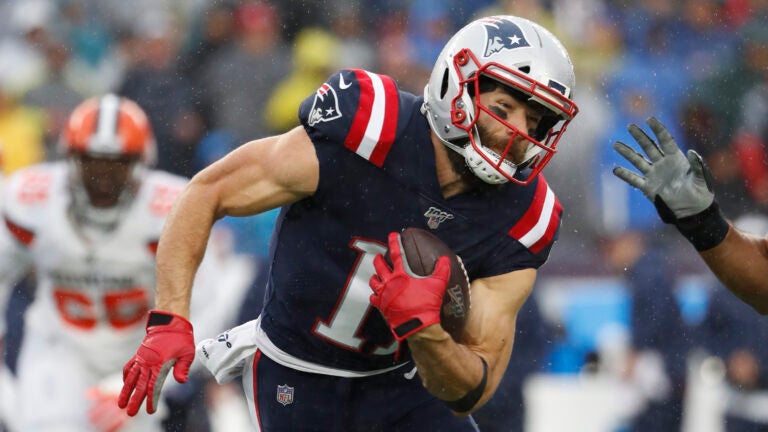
[0,94,248,431]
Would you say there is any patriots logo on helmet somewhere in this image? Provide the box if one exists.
[308,83,342,126]
[483,18,530,57]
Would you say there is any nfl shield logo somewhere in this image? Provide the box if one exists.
[424,206,454,229]
[276,384,294,406]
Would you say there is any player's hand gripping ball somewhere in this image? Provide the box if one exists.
[371,228,470,341]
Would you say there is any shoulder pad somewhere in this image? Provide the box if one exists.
[3,164,63,230]
[299,69,401,167]
[507,175,562,254]
[5,164,58,208]
[140,170,188,218]
[1,164,61,246]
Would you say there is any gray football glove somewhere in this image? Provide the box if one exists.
[612,117,714,222]
[612,117,728,251]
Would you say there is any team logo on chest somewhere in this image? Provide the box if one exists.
[276,384,295,406]
[424,206,454,229]
[308,82,342,126]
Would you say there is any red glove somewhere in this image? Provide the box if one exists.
[369,232,450,340]
[118,310,195,416]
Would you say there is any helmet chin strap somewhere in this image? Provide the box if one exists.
[465,144,517,185]
[72,194,122,230]
[429,119,518,185]
[69,186,124,245]
[423,91,541,185]
[421,86,518,185]
[435,129,519,185]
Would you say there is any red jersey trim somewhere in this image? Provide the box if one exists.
[147,240,159,256]
[4,217,35,246]
[252,350,263,430]
[507,177,562,254]
[344,70,398,167]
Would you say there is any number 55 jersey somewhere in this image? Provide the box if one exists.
[1,160,256,431]
[0,161,186,370]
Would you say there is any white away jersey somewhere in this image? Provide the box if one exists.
[1,161,186,370]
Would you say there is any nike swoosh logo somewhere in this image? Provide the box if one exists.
[339,74,352,90]
[403,366,418,380]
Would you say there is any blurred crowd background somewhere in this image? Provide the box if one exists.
[2,0,768,431]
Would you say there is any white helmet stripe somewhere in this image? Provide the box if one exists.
[91,94,121,154]
[97,94,119,142]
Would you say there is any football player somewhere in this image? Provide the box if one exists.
[119,15,578,431]
[0,94,250,431]
[613,118,768,314]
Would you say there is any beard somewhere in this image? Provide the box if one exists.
[445,141,506,195]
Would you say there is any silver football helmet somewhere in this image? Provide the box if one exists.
[423,15,579,185]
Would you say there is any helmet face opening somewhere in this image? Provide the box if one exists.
[424,15,579,186]
[453,50,577,185]
[74,153,141,208]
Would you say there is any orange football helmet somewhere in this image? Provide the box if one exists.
[62,94,157,222]
[61,94,157,165]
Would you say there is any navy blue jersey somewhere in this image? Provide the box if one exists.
[259,69,562,372]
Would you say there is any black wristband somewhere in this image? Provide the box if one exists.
[444,357,488,413]
[393,318,423,339]
[147,311,174,327]
[673,201,730,251]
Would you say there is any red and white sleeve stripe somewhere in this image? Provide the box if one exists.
[4,217,35,246]
[344,70,399,167]
[508,177,562,254]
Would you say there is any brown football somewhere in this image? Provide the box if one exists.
[384,227,471,340]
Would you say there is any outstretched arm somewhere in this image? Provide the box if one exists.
[613,117,768,313]
[119,126,319,416]
[155,126,319,317]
